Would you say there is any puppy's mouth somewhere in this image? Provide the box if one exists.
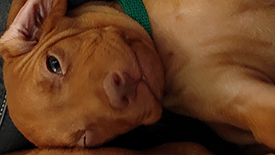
[76,130,103,148]
[140,73,159,102]
[133,45,163,103]
[77,132,87,148]
[77,131,89,148]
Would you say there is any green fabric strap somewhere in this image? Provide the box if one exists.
[116,0,152,38]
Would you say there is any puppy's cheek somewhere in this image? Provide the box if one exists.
[135,82,162,125]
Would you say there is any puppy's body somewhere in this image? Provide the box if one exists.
[1,0,275,154]
[143,0,275,148]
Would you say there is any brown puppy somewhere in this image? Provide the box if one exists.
[1,0,164,148]
[149,0,275,150]
[1,0,275,154]
[1,0,214,154]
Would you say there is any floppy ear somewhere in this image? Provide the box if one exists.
[7,0,28,28]
[0,0,67,59]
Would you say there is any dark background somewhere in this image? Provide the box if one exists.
[0,0,36,153]
[0,0,242,154]
[0,0,12,35]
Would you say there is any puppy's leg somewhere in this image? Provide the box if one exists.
[141,142,213,155]
[5,142,213,155]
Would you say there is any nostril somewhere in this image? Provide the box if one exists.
[122,96,129,105]
[113,73,122,86]
[104,72,137,109]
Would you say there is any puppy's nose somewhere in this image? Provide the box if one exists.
[103,72,138,108]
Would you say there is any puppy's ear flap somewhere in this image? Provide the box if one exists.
[0,0,67,59]
[7,0,28,28]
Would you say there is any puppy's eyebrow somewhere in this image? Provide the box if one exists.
[48,47,66,63]
[47,46,70,75]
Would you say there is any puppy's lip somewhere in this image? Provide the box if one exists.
[134,49,163,102]
[76,130,98,148]
[76,129,107,148]
[76,132,86,148]
[140,72,159,101]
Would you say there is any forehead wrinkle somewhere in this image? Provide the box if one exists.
[79,32,104,66]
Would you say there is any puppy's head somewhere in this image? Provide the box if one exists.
[0,0,164,148]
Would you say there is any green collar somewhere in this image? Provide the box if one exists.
[116,0,152,38]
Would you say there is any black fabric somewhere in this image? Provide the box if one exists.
[0,108,35,153]
[67,0,112,9]
[0,0,12,36]
[0,0,35,153]
[105,109,241,155]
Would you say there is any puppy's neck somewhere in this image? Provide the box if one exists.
[84,0,152,37]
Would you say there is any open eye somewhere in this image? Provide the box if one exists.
[47,56,62,74]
